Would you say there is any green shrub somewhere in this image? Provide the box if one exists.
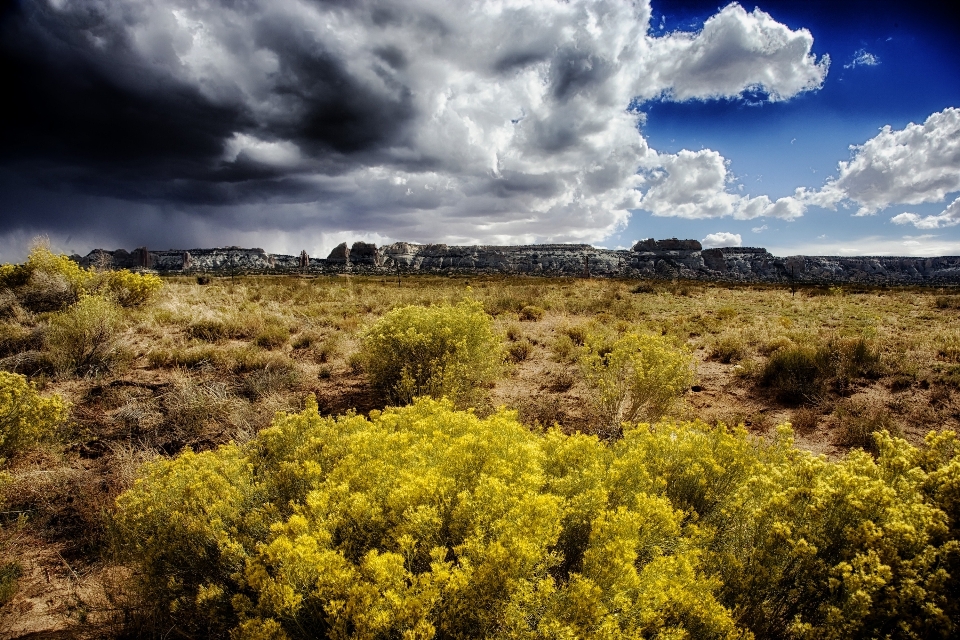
[935,295,960,309]
[790,407,819,433]
[551,334,578,363]
[507,338,533,363]
[579,332,693,436]
[562,324,589,346]
[835,400,901,454]
[0,561,21,606]
[188,319,233,342]
[0,371,67,464]
[519,305,545,321]
[937,331,960,363]
[46,295,126,376]
[759,346,827,405]
[758,335,793,356]
[709,334,747,363]
[827,336,883,387]
[360,299,502,406]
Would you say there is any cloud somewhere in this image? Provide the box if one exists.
[766,234,960,258]
[891,196,960,229]
[752,224,768,233]
[702,232,742,248]
[801,108,960,216]
[644,3,829,102]
[638,149,807,220]
[843,48,879,69]
[0,0,829,253]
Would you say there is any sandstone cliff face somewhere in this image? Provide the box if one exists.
[75,239,960,285]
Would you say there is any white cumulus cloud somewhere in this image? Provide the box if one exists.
[891,196,960,229]
[803,108,960,216]
[639,148,807,220]
[702,232,742,248]
[643,4,828,102]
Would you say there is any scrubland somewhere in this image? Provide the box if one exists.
[3,249,960,638]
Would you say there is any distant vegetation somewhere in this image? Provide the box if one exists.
[1,245,960,637]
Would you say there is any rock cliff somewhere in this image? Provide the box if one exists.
[74,239,960,285]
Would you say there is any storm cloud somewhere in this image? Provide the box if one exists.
[0,0,829,257]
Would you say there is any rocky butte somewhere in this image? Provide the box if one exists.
[74,239,960,285]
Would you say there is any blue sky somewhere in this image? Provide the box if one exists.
[0,0,958,259]
[606,0,960,255]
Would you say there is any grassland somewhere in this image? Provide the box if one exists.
[3,273,960,636]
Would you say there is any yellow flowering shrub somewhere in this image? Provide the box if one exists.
[1,246,162,311]
[89,269,163,307]
[0,371,67,464]
[359,300,502,405]
[114,398,737,639]
[113,398,960,639]
[579,332,693,436]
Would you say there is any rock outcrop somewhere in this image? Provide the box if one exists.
[74,240,960,286]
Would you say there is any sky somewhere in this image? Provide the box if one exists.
[0,0,958,261]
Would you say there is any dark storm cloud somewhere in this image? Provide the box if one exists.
[0,0,830,259]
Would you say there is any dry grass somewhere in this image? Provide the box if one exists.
[6,274,960,636]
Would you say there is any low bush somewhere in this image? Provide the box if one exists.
[835,400,902,454]
[518,305,545,321]
[0,561,21,606]
[790,407,819,433]
[579,332,693,436]
[758,345,827,404]
[935,295,960,309]
[760,337,884,404]
[504,323,523,342]
[827,336,884,388]
[507,338,533,363]
[758,335,793,356]
[188,319,234,342]
[162,376,240,438]
[0,371,67,464]
[551,334,578,363]
[46,295,126,376]
[90,269,163,307]
[709,334,747,363]
[936,331,960,363]
[113,399,960,639]
[360,299,502,406]
[112,398,738,639]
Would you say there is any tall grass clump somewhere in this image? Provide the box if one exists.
[46,295,126,376]
[758,346,827,404]
[579,332,693,437]
[360,299,502,406]
[760,337,883,404]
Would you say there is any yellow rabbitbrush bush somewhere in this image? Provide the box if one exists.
[579,332,693,437]
[0,371,66,464]
[0,245,162,312]
[113,400,960,639]
[360,299,502,406]
[89,268,163,308]
[113,398,738,640]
